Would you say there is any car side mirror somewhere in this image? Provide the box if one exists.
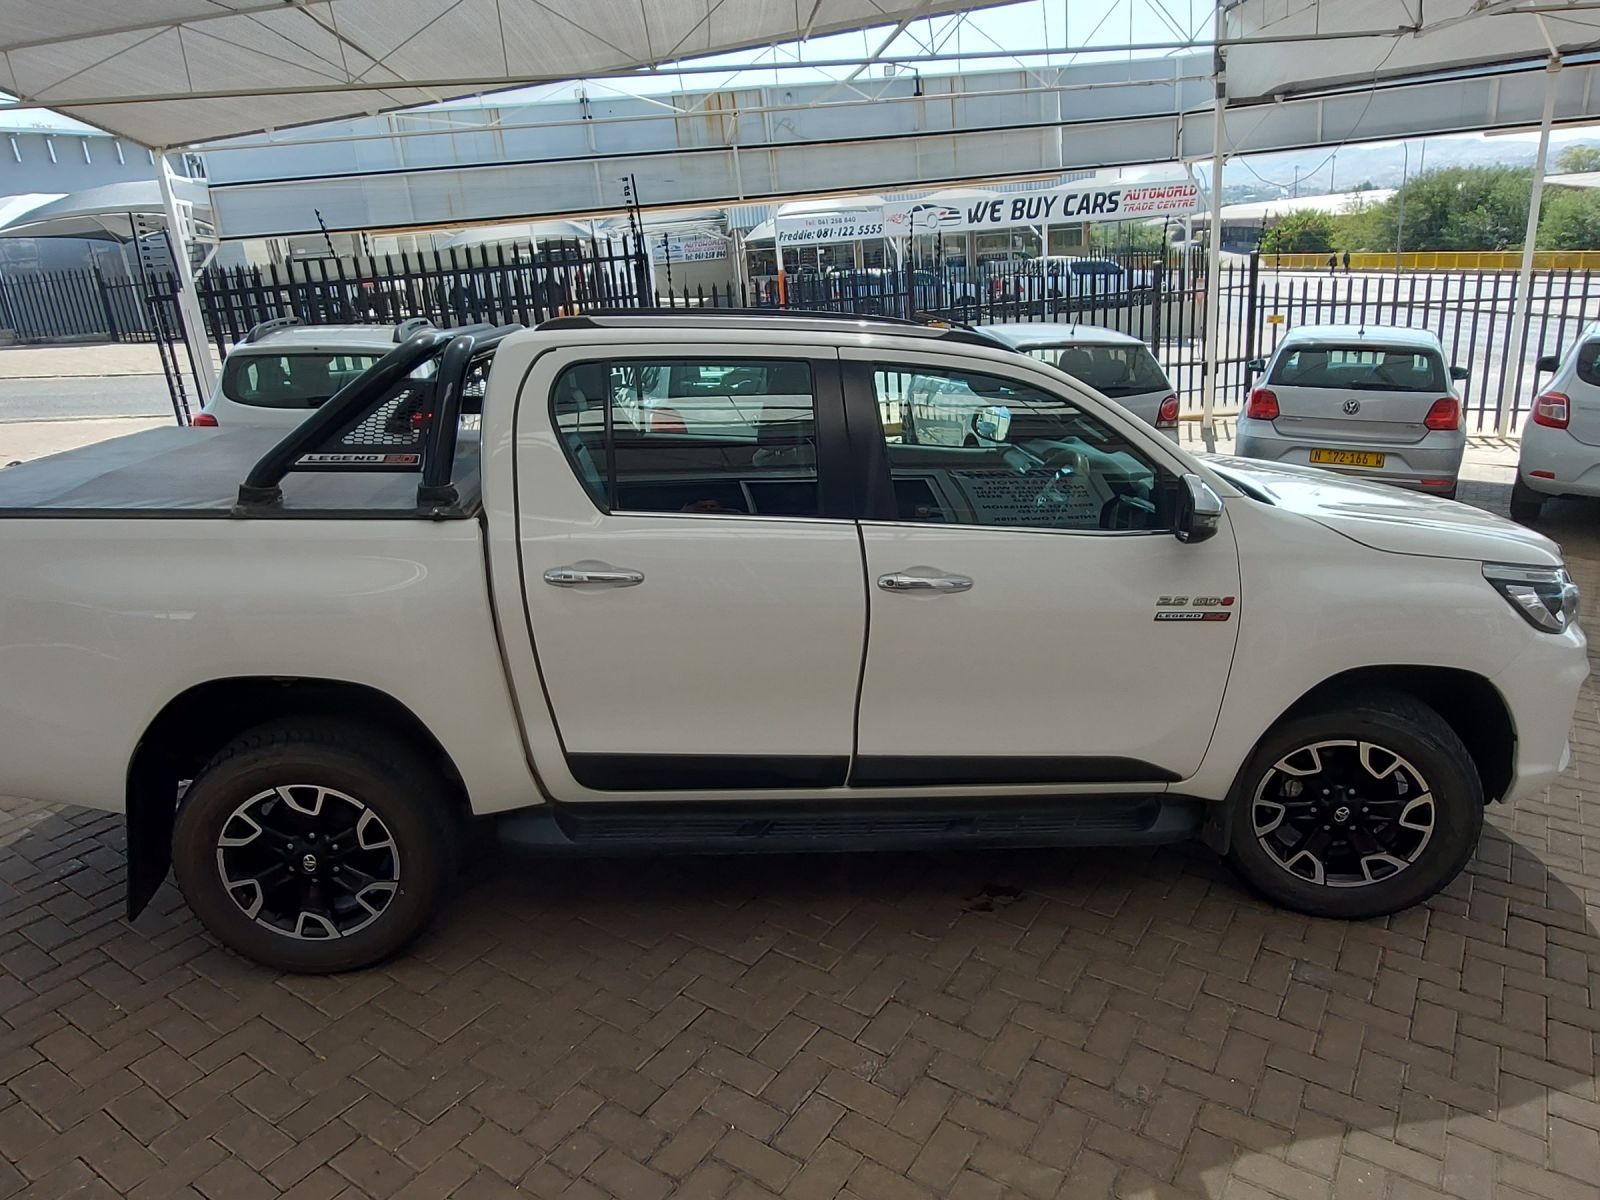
[1536,354,1560,374]
[1175,473,1224,544]
[1450,365,1469,381]
[1246,358,1266,376]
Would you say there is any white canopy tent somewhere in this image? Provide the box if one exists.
[0,2,1017,148]
[0,179,211,243]
[0,193,65,232]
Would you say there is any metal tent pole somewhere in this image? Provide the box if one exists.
[1501,54,1562,437]
[1200,44,1226,435]
[157,152,218,396]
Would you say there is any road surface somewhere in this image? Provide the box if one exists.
[0,374,179,423]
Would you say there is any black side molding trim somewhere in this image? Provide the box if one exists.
[567,753,849,791]
[498,795,1205,854]
[849,756,1181,787]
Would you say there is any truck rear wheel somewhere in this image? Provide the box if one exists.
[1225,692,1482,919]
[172,720,455,973]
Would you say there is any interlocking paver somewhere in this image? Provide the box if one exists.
[2,462,1600,1197]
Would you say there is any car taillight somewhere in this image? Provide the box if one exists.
[1532,392,1571,429]
[1157,394,1180,428]
[1246,388,1279,421]
[192,413,218,427]
[1423,397,1461,431]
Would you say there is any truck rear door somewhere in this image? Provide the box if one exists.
[512,343,866,797]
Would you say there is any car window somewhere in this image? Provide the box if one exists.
[552,358,820,518]
[871,365,1173,532]
[1270,343,1445,392]
[1025,344,1169,399]
[1574,341,1600,388]
[221,352,384,410]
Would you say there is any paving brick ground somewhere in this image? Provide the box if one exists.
[2,470,1598,1199]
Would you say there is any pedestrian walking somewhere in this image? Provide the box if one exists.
[1342,250,1352,273]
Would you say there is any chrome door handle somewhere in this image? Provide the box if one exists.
[543,564,645,588]
[877,571,973,593]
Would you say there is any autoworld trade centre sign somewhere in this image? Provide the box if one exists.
[882,180,1200,235]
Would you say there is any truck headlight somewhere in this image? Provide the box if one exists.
[1483,563,1580,633]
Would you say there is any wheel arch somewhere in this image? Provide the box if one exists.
[1201,665,1514,854]
[126,676,466,921]
[1284,665,1514,803]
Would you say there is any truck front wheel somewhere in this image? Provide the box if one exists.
[1225,692,1483,919]
[172,720,455,973]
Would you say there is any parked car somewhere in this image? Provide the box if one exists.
[195,317,438,429]
[0,312,1583,972]
[991,257,1147,305]
[1239,324,1469,498]
[976,322,1179,435]
[1512,331,1600,520]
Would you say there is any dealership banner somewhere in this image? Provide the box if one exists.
[774,207,885,246]
[652,230,727,262]
[882,180,1200,235]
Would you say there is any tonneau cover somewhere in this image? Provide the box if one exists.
[0,426,480,516]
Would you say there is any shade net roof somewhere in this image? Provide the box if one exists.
[1224,1,1600,102]
[0,0,1015,148]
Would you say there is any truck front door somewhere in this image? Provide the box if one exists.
[513,344,865,797]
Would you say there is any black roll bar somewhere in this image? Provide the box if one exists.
[416,323,523,511]
[236,327,451,509]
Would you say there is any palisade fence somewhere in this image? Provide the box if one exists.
[5,240,1600,432]
[0,267,178,344]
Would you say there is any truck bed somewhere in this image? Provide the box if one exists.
[0,426,481,517]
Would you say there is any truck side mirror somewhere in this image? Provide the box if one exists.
[1175,474,1224,544]
[1536,354,1560,374]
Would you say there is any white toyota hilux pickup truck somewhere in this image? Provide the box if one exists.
[0,313,1585,973]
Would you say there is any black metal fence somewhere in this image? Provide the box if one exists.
[0,267,178,344]
[192,237,653,357]
[4,242,1599,432]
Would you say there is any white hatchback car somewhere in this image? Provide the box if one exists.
[194,317,437,429]
[1239,325,1469,498]
[1512,330,1600,521]
[977,322,1179,435]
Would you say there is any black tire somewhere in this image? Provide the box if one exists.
[173,719,456,973]
[1509,477,1544,523]
[1225,691,1482,919]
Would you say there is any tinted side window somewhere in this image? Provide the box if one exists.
[1575,342,1600,388]
[553,358,820,517]
[871,365,1172,532]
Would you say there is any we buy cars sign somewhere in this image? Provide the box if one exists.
[882,180,1199,235]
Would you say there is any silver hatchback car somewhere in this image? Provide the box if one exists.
[1237,324,1468,498]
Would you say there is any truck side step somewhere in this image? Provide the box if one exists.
[495,795,1204,855]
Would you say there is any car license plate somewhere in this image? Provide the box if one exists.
[1310,448,1386,469]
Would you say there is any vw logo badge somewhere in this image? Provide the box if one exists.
[1342,398,1361,415]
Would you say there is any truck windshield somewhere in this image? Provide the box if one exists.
[1269,344,1446,392]
[221,352,385,410]
[1025,344,1169,398]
